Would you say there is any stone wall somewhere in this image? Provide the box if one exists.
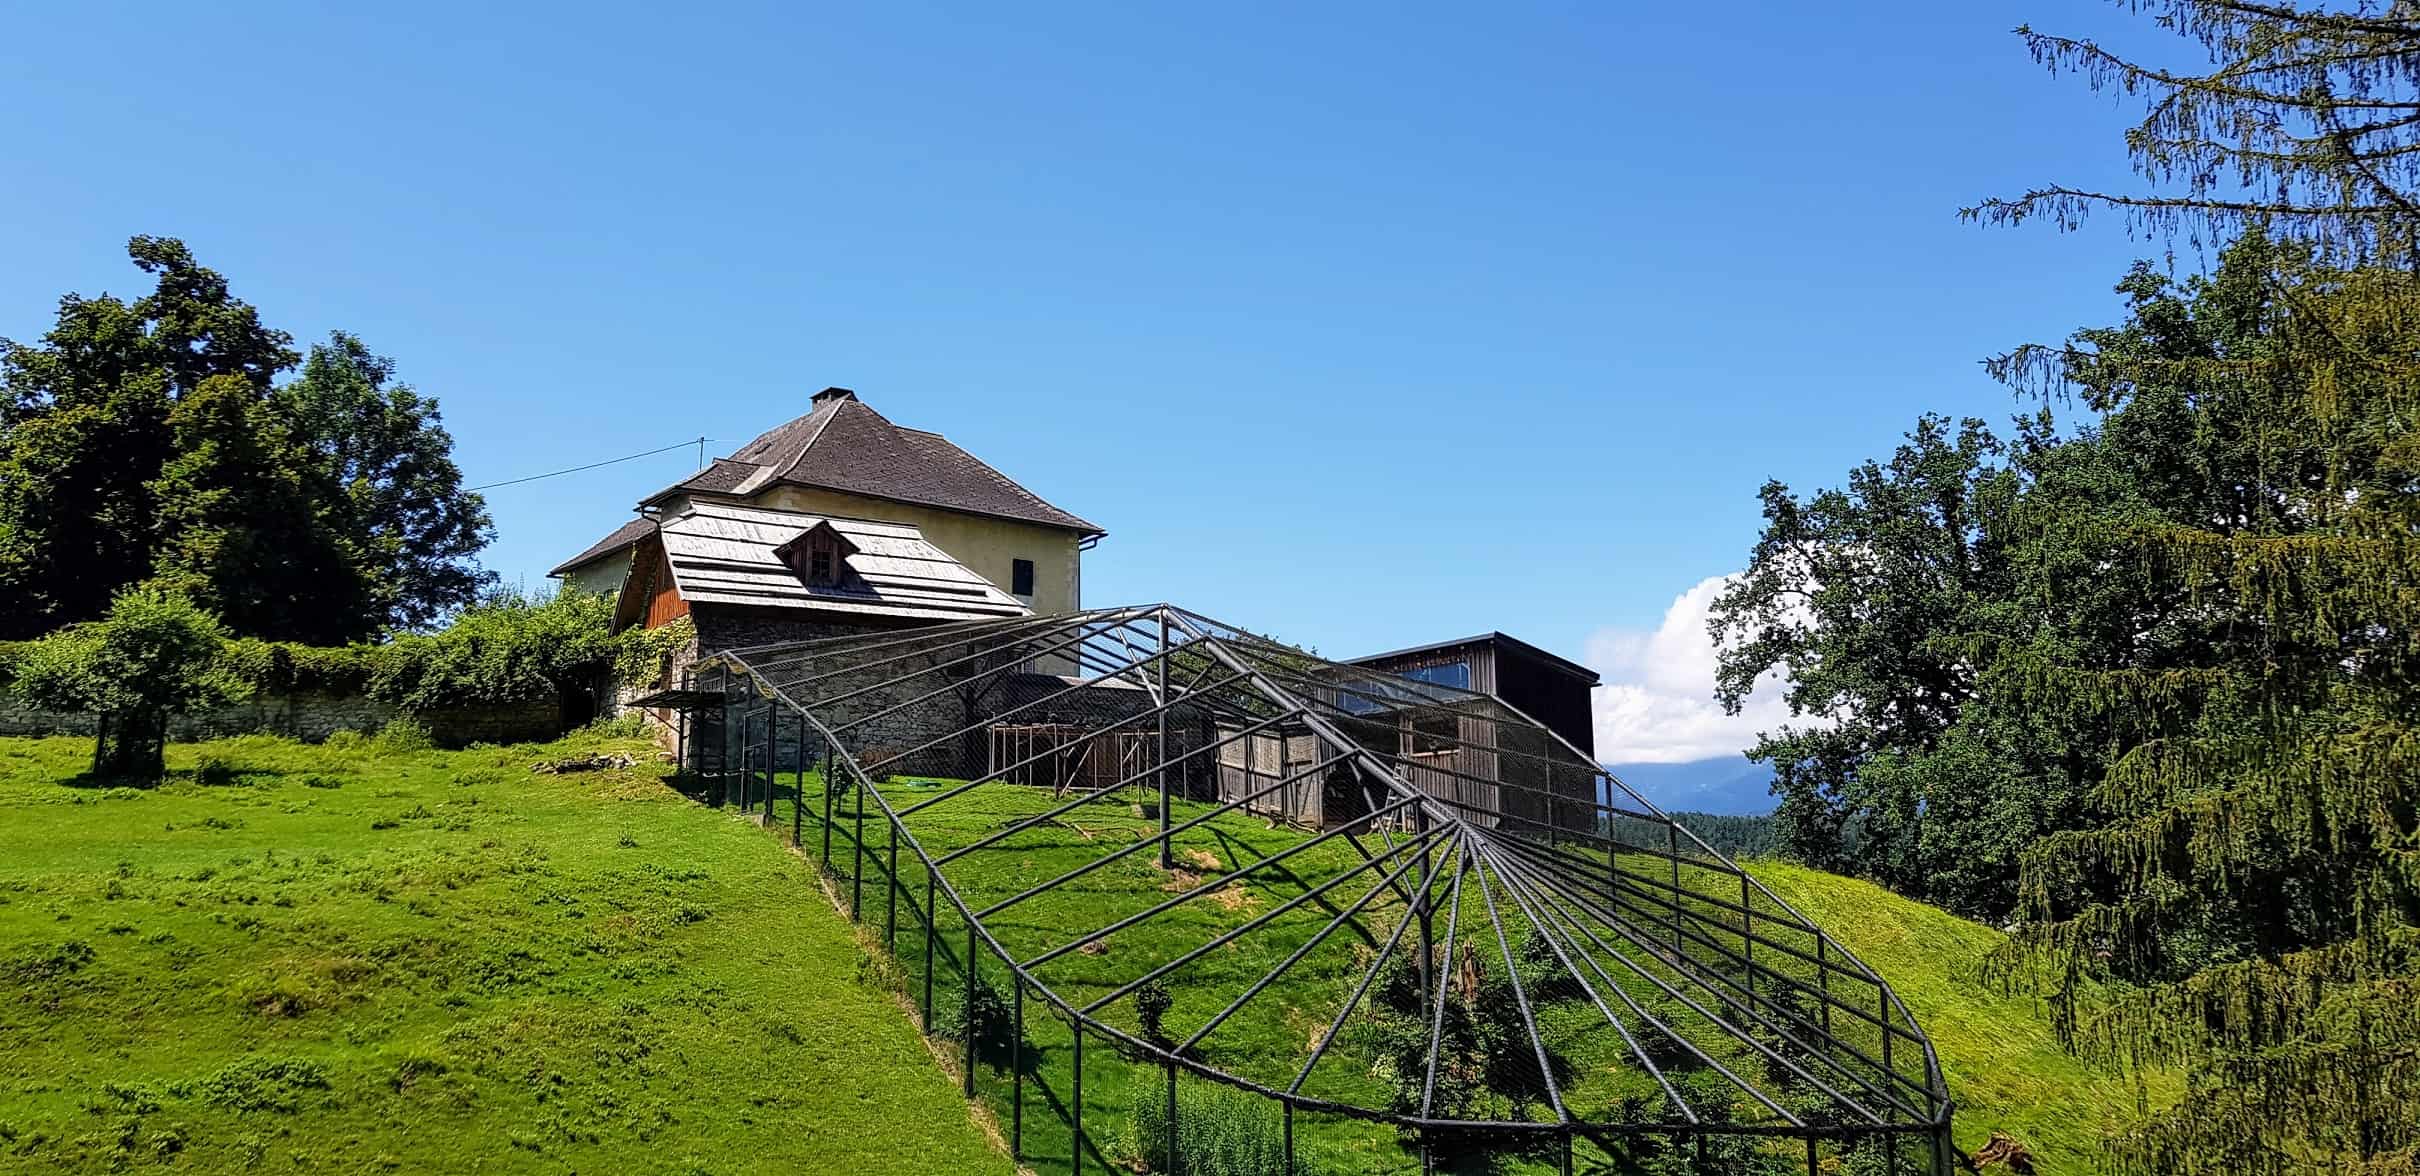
[0,691,563,747]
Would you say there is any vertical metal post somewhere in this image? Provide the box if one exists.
[759,696,774,820]
[886,818,899,949]
[1156,610,1171,869]
[820,746,834,865]
[1818,935,1834,1034]
[963,924,978,1097]
[851,774,865,921]
[1666,822,1685,955]
[1931,1123,1953,1176]
[1742,873,1756,1006]
[1072,1023,1084,1176]
[791,713,804,847]
[1278,731,1292,827]
[1417,808,1434,1059]
[1010,977,1023,1158]
[713,666,731,807]
[923,872,937,1025]
[1881,984,1895,1088]
[1808,1136,1820,1176]
[1284,1102,1295,1174]
[1561,1130,1574,1176]
[737,694,752,811]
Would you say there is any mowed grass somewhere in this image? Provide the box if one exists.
[1749,860,2176,1176]
[0,732,1011,1175]
[798,778,1923,1175]
[799,776,1418,1174]
[788,771,2167,1175]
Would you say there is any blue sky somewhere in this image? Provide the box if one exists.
[3,2,2179,761]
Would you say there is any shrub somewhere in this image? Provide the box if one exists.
[193,1057,331,1113]
[370,718,434,756]
[1,940,96,985]
[583,713,653,739]
[368,588,619,711]
[9,586,238,779]
[1135,979,1175,1049]
[1126,1078,1303,1176]
[931,971,1022,1069]
[1362,939,1573,1125]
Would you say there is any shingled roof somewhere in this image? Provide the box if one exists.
[647,388,1101,534]
[645,502,1029,623]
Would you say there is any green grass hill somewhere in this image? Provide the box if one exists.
[0,731,1010,1175]
[0,730,2162,1174]
[1751,860,2173,1175]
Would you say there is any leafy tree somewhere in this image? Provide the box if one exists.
[0,238,293,635]
[0,237,491,640]
[147,375,372,643]
[277,332,492,632]
[1707,415,2035,910]
[11,585,237,778]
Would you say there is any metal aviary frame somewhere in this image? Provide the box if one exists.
[683,604,1955,1175]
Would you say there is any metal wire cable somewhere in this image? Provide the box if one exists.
[467,436,714,491]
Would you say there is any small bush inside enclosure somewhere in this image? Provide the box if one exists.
[1362,939,1573,1123]
[371,717,435,755]
[1135,979,1175,1050]
[1127,1078,1304,1176]
[1593,1070,1798,1175]
[932,971,1022,1069]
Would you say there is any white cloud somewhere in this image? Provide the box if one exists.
[1584,573,1807,764]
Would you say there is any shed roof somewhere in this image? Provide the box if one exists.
[1347,631,1601,685]
[647,388,1102,535]
[547,516,655,577]
[653,501,1029,623]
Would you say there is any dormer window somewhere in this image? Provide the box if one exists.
[775,521,857,591]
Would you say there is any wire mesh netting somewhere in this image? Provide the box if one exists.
[679,605,1955,1175]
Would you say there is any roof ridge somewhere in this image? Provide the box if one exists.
[777,394,854,478]
[649,391,1103,535]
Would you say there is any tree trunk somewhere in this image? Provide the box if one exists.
[92,709,168,781]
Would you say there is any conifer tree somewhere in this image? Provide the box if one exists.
[1973,4,2420,1170]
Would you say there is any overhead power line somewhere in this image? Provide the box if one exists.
[468,436,714,492]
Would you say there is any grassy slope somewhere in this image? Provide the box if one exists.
[793,771,2168,1176]
[1750,860,2173,1176]
[0,733,1009,1176]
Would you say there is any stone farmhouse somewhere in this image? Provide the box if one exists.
[550,387,1104,660]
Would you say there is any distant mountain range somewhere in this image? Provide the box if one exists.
[1602,754,1776,816]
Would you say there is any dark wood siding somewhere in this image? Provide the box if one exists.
[645,545,690,628]
[1492,647,1594,759]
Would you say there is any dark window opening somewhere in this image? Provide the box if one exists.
[1408,712,1459,755]
[1012,558,1035,596]
[808,549,835,586]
